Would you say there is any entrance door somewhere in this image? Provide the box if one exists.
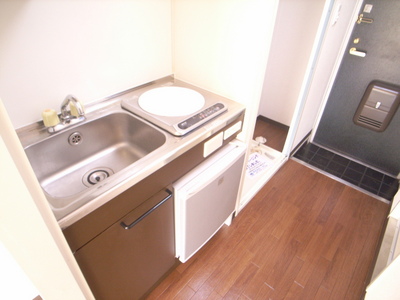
[314,0,400,176]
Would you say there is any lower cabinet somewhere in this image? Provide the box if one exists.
[62,115,243,299]
[74,189,176,300]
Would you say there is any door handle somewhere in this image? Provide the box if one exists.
[349,48,366,57]
[357,14,373,24]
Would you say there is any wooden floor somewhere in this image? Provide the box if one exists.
[252,116,289,152]
[146,160,389,300]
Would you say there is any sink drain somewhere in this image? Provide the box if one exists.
[83,167,114,187]
[69,132,83,146]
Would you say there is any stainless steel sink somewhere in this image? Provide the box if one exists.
[17,77,245,224]
[22,110,166,219]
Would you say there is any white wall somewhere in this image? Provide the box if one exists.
[366,251,400,299]
[0,242,39,300]
[173,0,279,143]
[258,0,326,126]
[0,0,172,129]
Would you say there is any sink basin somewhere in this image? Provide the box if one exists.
[24,111,166,214]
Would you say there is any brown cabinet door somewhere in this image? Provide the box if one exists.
[74,189,176,300]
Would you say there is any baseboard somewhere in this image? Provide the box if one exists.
[290,131,311,157]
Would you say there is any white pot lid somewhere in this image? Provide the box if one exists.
[138,87,205,117]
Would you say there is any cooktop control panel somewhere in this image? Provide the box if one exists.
[178,103,226,130]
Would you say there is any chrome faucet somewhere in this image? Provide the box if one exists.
[60,94,85,122]
[46,94,86,133]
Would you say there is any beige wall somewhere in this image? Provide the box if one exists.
[0,0,172,129]
[173,0,279,143]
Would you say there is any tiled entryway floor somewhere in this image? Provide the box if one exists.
[293,143,399,201]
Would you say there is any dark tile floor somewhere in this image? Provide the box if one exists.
[293,143,399,201]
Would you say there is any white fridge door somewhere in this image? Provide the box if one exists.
[174,143,245,262]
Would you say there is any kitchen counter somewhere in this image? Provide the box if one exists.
[17,76,245,228]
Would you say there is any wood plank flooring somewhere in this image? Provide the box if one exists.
[146,160,389,300]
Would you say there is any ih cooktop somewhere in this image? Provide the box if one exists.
[121,78,228,136]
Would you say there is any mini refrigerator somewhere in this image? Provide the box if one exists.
[173,141,246,263]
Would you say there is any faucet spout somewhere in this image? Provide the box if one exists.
[45,95,85,133]
[60,94,85,122]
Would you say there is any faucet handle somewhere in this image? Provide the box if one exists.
[42,109,60,127]
[70,99,85,117]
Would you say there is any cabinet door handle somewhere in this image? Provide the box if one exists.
[120,189,173,230]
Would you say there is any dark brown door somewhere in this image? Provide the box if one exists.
[74,190,176,300]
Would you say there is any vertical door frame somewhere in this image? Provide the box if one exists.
[282,0,337,156]
[309,0,364,143]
